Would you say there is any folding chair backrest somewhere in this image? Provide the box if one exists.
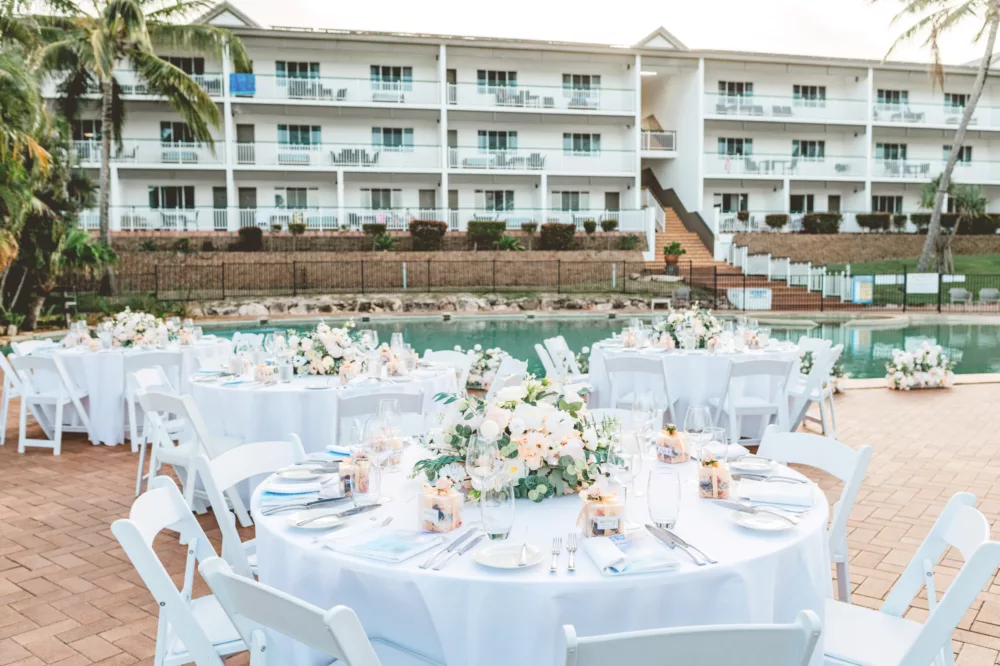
[730,359,793,401]
[535,344,561,379]
[200,557,382,666]
[124,351,182,394]
[127,366,175,398]
[338,386,425,421]
[10,354,68,397]
[232,332,264,351]
[563,609,821,666]
[11,339,56,356]
[111,477,226,666]
[796,336,832,359]
[137,389,223,457]
[545,336,580,376]
[196,438,305,578]
[422,350,473,389]
[604,353,666,378]
[0,352,22,390]
[485,356,528,402]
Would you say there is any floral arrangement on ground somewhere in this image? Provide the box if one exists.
[414,378,618,502]
[653,304,723,349]
[885,342,955,390]
[453,344,509,390]
[278,320,374,378]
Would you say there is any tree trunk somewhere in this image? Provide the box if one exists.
[99,79,119,295]
[917,8,1000,272]
[22,294,45,332]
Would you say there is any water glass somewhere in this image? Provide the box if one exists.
[736,315,748,329]
[647,469,681,529]
[481,478,516,541]
[278,358,293,383]
[390,332,405,354]
[758,327,772,347]
[193,326,203,343]
[358,329,378,349]
[684,405,714,460]
[183,318,194,329]
[610,449,642,528]
[722,320,734,335]
[351,458,379,506]
[705,426,729,463]
[465,436,502,489]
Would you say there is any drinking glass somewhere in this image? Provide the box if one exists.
[351,457,379,506]
[263,333,275,356]
[480,478,516,541]
[758,327,772,347]
[736,315,748,329]
[629,317,644,331]
[278,357,293,383]
[376,399,402,468]
[610,448,642,529]
[647,469,681,529]
[183,318,194,329]
[465,436,502,489]
[390,332,405,354]
[705,426,729,463]
[722,320,734,335]
[358,329,378,349]
[684,405,713,460]
[193,326,204,343]
[747,318,759,332]
[167,316,181,330]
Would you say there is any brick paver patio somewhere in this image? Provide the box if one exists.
[2,383,1000,665]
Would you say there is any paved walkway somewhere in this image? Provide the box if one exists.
[1,384,1000,665]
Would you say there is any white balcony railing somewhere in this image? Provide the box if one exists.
[114,207,211,232]
[235,143,440,169]
[43,70,223,98]
[238,207,340,231]
[447,83,634,114]
[238,75,439,106]
[448,147,633,174]
[705,153,865,179]
[872,102,986,127]
[111,140,224,166]
[543,209,646,231]
[873,158,1000,182]
[80,209,100,230]
[71,140,102,165]
[641,130,676,151]
[706,93,867,123]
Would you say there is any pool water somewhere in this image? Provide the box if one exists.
[211,316,1000,380]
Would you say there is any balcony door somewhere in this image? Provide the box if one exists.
[604,192,620,211]
[238,187,257,228]
[790,194,814,214]
[237,125,255,164]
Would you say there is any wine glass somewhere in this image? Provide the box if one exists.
[183,318,194,329]
[376,399,402,469]
[263,333,275,356]
[480,478,516,541]
[390,332,405,354]
[735,315,748,330]
[758,327,772,347]
[647,469,681,529]
[703,426,729,465]
[610,448,642,529]
[684,405,714,461]
[465,436,502,490]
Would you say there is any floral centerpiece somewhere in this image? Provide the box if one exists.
[885,343,955,390]
[413,378,618,502]
[454,344,509,390]
[279,321,372,378]
[106,308,163,348]
[653,304,722,349]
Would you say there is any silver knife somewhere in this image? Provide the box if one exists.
[336,504,383,518]
[432,533,484,571]
[660,527,719,564]
[645,524,704,566]
[260,496,351,516]
[714,499,800,526]
[419,529,477,569]
[733,473,806,484]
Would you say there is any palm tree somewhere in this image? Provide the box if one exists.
[942,184,988,272]
[38,0,250,288]
[881,0,1000,272]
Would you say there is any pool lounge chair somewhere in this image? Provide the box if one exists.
[950,288,973,305]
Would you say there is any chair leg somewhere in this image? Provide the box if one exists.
[228,488,253,528]
[127,396,140,453]
[728,408,738,445]
[135,439,148,497]
[17,398,27,454]
[53,400,64,456]
[818,396,829,435]
[836,558,851,603]
[249,629,268,666]
[828,393,839,440]
[0,385,9,446]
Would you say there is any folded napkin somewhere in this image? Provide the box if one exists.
[264,480,323,495]
[324,529,444,563]
[738,480,814,507]
[259,491,318,507]
[325,444,352,456]
[702,442,750,460]
[583,533,680,576]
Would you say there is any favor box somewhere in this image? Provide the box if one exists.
[699,460,731,499]
[419,487,463,533]
[581,496,625,538]
[655,425,689,464]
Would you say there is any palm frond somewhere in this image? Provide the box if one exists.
[144,0,214,20]
[109,77,125,150]
[129,50,220,142]
[148,22,248,71]
[102,0,150,48]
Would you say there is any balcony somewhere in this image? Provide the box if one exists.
[872,158,1000,182]
[448,147,633,174]
[717,211,862,234]
[44,70,223,98]
[704,153,866,179]
[447,83,634,115]
[872,102,991,128]
[235,75,439,107]
[234,142,440,170]
[237,207,340,231]
[111,207,223,232]
[705,93,867,123]
[641,130,676,152]
[73,140,224,167]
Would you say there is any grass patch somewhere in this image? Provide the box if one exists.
[827,253,1000,275]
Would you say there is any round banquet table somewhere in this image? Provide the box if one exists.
[251,450,832,666]
[588,341,802,438]
[42,338,231,446]
[191,370,457,455]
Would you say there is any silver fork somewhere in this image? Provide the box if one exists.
[566,533,578,572]
[550,537,562,573]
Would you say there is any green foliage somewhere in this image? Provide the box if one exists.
[801,213,842,234]
[856,213,891,232]
[288,222,307,236]
[137,238,160,252]
[467,221,507,248]
[582,220,597,235]
[497,235,524,251]
[520,222,538,235]
[373,232,396,252]
[170,237,193,253]
[910,213,931,232]
[662,241,685,256]
[234,226,263,251]
[539,223,576,250]
[600,219,619,232]
[270,223,282,233]
[0,306,26,329]
[618,234,641,251]
[892,214,908,231]
[362,223,387,236]
[408,220,448,251]
[736,210,750,222]
[765,213,789,230]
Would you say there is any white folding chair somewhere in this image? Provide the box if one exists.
[824,493,1000,666]
[10,354,93,454]
[232,332,264,352]
[563,609,821,666]
[10,338,57,356]
[535,343,562,379]
[713,359,794,445]
[789,343,842,439]
[129,367,185,497]
[137,389,250,525]
[795,336,832,361]
[758,426,873,603]
[196,436,306,578]
[485,356,528,402]
[422,349,473,392]
[111,477,246,666]
[199,556,444,666]
[545,336,588,380]
[124,351,183,451]
[603,353,679,425]
[0,352,23,447]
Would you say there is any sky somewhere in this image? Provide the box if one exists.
[224,0,993,66]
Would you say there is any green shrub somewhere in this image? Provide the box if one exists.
[540,223,576,250]
[764,214,789,230]
[170,237,193,253]
[235,226,263,251]
[201,239,215,252]
[957,214,1000,235]
[288,222,307,236]
[137,239,160,252]
[910,213,930,232]
[373,233,396,252]
[618,234,641,250]
[498,235,525,251]
[892,214,908,231]
[408,220,448,251]
[663,241,686,257]
[600,219,619,232]
[736,210,750,222]
[855,213,891,232]
[583,220,597,235]
[467,221,507,249]
[520,222,537,235]
[362,223,387,236]
[801,213,841,234]
[270,223,283,233]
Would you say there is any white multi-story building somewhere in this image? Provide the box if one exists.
[52,1,1000,258]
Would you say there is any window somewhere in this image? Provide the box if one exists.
[872,195,903,213]
[477,70,517,92]
[372,127,414,151]
[792,140,825,159]
[793,85,826,107]
[148,185,195,209]
[790,194,815,214]
[875,143,907,160]
[877,89,909,105]
[276,61,319,79]
[563,133,601,154]
[278,125,321,146]
[274,187,314,208]
[161,56,205,75]
[552,191,590,211]
[944,145,973,163]
[370,65,413,91]
[717,138,753,156]
[563,74,601,97]
[718,193,749,212]
[945,93,969,108]
[718,81,753,97]
[366,188,401,209]
[477,189,515,211]
[160,121,195,144]
[71,120,101,141]
[477,130,517,151]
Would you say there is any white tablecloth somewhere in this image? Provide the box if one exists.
[46,339,231,446]
[252,452,831,666]
[191,371,457,454]
[588,343,801,438]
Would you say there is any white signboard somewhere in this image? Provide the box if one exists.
[906,273,939,295]
[726,287,772,311]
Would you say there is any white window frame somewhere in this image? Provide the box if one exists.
[872,195,904,213]
[562,133,601,155]
[792,140,826,160]
[944,145,973,164]
[875,143,907,161]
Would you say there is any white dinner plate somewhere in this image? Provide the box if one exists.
[474,543,545,569]
[729,457,777,473]
[730,510,796,532]
[305,384,336,390]
[285,509,350,530]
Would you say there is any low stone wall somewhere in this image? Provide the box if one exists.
[731,233,1000,265]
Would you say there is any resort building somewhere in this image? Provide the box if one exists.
[49,1,1000,261]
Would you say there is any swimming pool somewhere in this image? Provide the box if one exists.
[207,315,1000,380]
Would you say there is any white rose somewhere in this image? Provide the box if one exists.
[508,416,526,436]
[480,419,500,441]
[544,412,575,440]
[496,385,527,403]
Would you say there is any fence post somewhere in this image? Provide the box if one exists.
[492,259,497,293]
[221,263,225,300]
[557,260,562,294]
[360,260,365,295]
[902,267,908,312]
[713,265,718,310]
[689,260,694,286]
[292,261,297,297]
[402,262,407,291]
[427,258,431,293]
[742,271,747,311]
[154,265,159,300]
[937,273,943,313]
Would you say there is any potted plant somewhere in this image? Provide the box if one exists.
[663,241,686,274]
